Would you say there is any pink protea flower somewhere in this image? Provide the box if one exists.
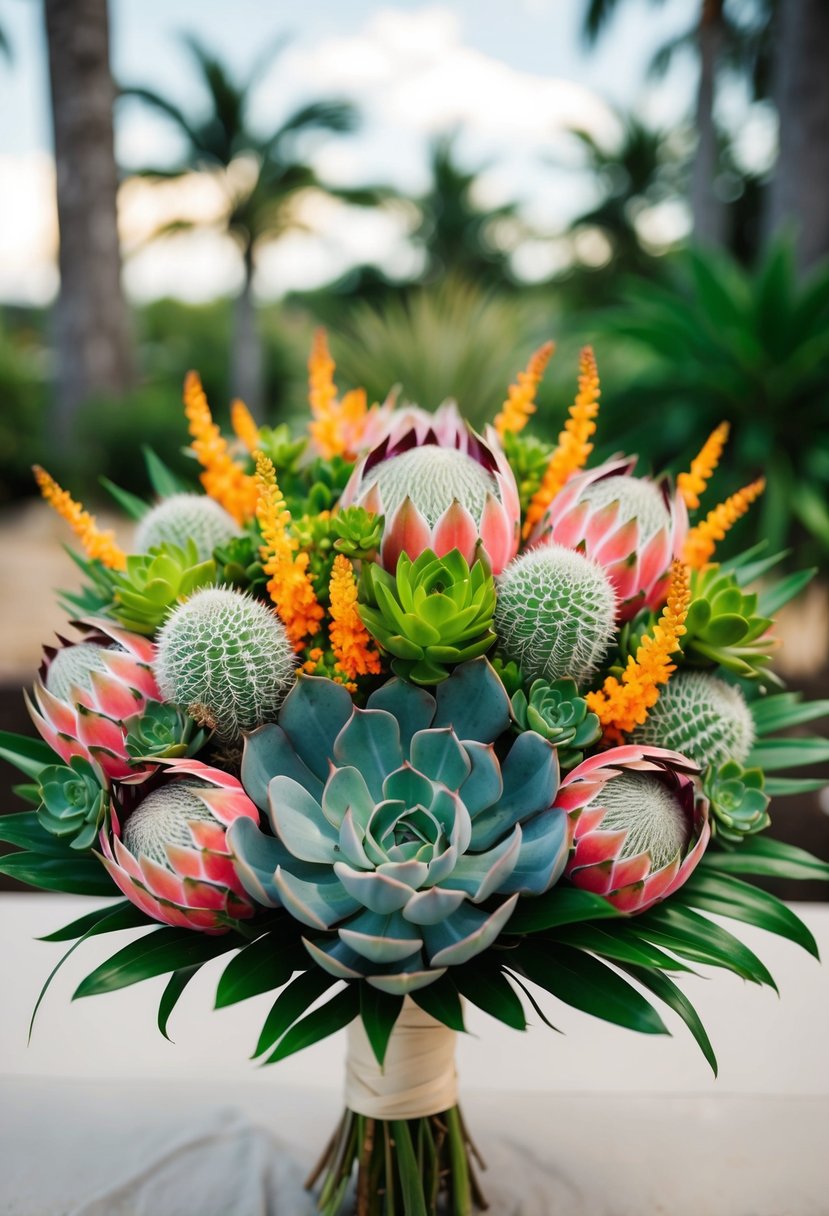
[530,457,689,621]
[340,407,520,573]
[100,759,259,933]
[556,745,710,913]
[26,619,161,783]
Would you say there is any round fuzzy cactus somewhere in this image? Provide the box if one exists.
[154,588,295,740]
[632,669,755,768]
[361,446,497,527]
[45,643,121,702]
[579,474,671,542]
[122,781,214,866]
[135,494,241,562]
[494,544,616,687]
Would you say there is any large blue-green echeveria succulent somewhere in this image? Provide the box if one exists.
[228,659,567,994]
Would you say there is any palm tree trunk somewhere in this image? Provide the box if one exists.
[690,0,727,246]
[767,0,829,273]
[231,244,265,418]
[43,0,134,444]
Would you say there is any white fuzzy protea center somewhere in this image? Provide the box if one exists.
[135,494,241,562]
[122,781,214,868]
[589,771,690,870]
[578,475,670,542]
[494,544,617,687]
[632,670,755,767]
[46,644,122,702]
[362,446,496,525]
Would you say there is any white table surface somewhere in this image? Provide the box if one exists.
[1,894,828,1214]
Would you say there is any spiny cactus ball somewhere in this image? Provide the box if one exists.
[46,644,121,702]
[154,588,295,740]
[122,781,213,868]
[632,670,755,768]
[578,475,670,541]
[588,771,690,870]
[135,494,241,562]
[494,544,616,687]
[362,447,496,525]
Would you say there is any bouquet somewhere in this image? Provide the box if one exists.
[2,332,827,1216]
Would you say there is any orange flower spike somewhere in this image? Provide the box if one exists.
[494,340,555,439]
[254,451,323,650]
[230,398,261,455]
[329,555,382,680]
[678,421,730,511]
[182,371,257,523]
[33,465,126,571]
[523,346,600,538]
[683,478,766,570]
[586,561,690,738]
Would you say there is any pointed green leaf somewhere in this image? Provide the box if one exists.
[0,812,75,857]
[253,967,336,1058]
[74,928,237,998]
[747,736,829,771]
[757,569,815,617]
[142,445,189,497]
[411,975,466,1031]
[99,477,150,520]
[0,851,117,895]
[678,871,820,957]
[39,900,148,942]
[507,885,620,933]
[215,934,304,1008]
[0,730,56,780]
[553,922,691,971]
[621,966,718,1075]
[452,960,526,1030]
[632,904,777,989]
[264,984,359,1064]
[158,966,202,1041]
[360,984,404,1067]
[701,838,829,881]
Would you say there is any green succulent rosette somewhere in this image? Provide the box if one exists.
[681,566,775,680]
[37,756,108,851]
[332,506,383,561]
[123,702,210,763]
[359,547,497,685]
[511,677,601,770]
[704,761,771,843]
[213,534,267,594]
[108,541,216,634]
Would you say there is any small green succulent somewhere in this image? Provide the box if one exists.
[213,534,267,594]
[332,506,384,561]
[359,548,496,685]
[511,678,601,771]
[682,566,775,680]
[704,761,771,843]
[490,655,524,698]
[123,702,210,762]
[255,424,308,481]
[501,430,553,517]
[38,757,108,851]
[109,541,216,635]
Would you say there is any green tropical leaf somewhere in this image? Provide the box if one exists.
[620,966,718,1075]
[74,927,237,998]
[158,966,202,1041]
[513,940,668,1035]
[99,477,150,520]
[391,1118,429,1216]
[632,904,776,989]
[12,783,41,805]
[142,445,189,497]
[702,837,829,881]
[0,812,75,857]
[215,934,304,1008]
[750,694,829,735]
[452,960,526,1030]
[764,776,829,796]
[252,968,336,1059]
[553,922,691,971]
[507,886,619,933]
[360,984,404,1067]
[747,737,829,771]
[411,975,466,1031]
[0,851,116,895]
[0,730,56,780]
[39,900,149,942]
[264,984,359,1064]
[757,569,816,617]
[677,871,819,957]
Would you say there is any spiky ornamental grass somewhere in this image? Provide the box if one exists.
[631,669,755,768]
[134,494,241,563]
[154,587,295,740]
[494,544,616,687]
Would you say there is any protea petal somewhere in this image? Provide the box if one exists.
[432,500,479,563]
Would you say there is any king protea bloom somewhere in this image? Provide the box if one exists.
[100,759,259,932]
[530,457,689,620]
[340,404,520,573]
[556,745,709,912]
[26,620,161,782]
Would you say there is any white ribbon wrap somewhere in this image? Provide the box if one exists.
[345,997,458,1120]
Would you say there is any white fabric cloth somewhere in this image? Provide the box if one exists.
[345,999,458,1118]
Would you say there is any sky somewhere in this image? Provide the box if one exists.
[0,0,700,305]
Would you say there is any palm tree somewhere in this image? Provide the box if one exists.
[43,0,134,443]
[582,0,774,247]
[121,36,368,414]
[413,133,522,286]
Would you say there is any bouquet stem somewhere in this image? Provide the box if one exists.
[306,1000,487,1214]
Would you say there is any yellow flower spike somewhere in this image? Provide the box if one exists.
[328,554,382,681]
[586,560,691,741]
[33,465,126,571]
[523,346,600,539]
[254,450,324,650]
[494,340,555,439]
[683,478,766,570]
[678,421,730,511]
[183,371,257,524]
[230,398,261,455]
